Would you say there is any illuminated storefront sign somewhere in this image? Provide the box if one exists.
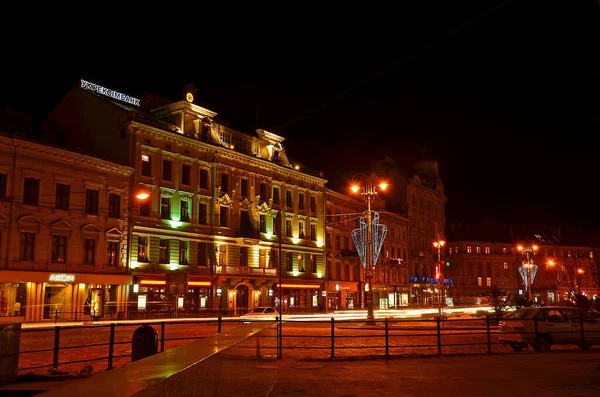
[49,273,75,282]
[80,79,140,106]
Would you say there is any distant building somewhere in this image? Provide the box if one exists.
[447,221,599,305]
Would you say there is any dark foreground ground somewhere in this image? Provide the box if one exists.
[2,351,599,396]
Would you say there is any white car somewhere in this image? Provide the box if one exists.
[241,307,280,321]
[498,306,600,351]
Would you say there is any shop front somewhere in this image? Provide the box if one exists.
[325,282,358,311]
[372,285,389,309]
[0,270,132,322]
[275,282,324,314]
[132,274,213,316]
[389,285,410,308]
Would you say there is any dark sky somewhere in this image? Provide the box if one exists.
[3,1,600,232]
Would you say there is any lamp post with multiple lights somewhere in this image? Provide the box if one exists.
[351,172,388,323]
[433,235,446,319]
[517,243,538,302]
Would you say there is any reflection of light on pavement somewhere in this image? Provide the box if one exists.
[22,306,495,329]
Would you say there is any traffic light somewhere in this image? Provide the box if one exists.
[445,261,450,267]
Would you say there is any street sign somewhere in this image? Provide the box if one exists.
[438,273,445,286]
[365,270,374,278]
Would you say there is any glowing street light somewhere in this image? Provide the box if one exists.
[433,235,446,320]
[126,187,151,275]
[350,172,389,324]
[517,243,539,301]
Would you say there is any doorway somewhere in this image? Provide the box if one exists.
[236,285,249,313]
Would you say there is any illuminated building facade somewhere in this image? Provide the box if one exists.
[0,133,134,321]
[47,81,327,316]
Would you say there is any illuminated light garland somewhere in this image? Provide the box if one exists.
[518,259,538,290]
[351,212,388,268]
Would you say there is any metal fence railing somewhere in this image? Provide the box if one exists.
[15,316,600,374]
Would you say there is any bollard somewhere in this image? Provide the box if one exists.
[53,326,61,368]
[330,317,335,358]
[218,316,222,333]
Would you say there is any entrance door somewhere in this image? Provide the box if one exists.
[236,285,249,314]
[44,285,66,319]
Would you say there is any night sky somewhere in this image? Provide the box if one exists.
[3,1,599,232]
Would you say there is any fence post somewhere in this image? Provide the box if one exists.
[534,317,539,349]
[486,317,492,354]
[53,326,60,368]
[218,316,222,334]
[436,317,442,356]
[580,314,585,346]
[160,322,166,352]
[330,317,335,359]
[385,317,389,357]
[55,310,58,324]
[108,323,115,369]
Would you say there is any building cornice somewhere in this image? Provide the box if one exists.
[129,121,327,187]
[0,135,134,176]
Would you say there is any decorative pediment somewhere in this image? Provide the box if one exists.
[309,217,318,225]
[218,194,234,207]
[197,194,211,204]
[50,219,72,234]
[17,215,42,231]
[180,191,193,202]
[240,197,251,210]
[255,200,271,214]
[161,187,175,198]
[105,227,123,242]
[82,223,101,239]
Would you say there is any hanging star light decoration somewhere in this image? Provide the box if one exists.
[351,212,388,268]
[518,259,538,291]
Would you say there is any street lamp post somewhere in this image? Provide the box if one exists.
[351,172,388,324]
[517,244,538,302]
[433,235,446,320]
[126,188,150,276]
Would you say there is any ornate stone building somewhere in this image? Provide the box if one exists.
[0,133,134,321]
[47,80,327,317]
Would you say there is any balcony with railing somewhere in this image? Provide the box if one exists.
[215,265,278,277]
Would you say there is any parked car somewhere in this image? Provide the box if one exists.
[241,307,280,321]
[498,306,600,351]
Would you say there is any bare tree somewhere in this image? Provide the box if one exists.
[555,256,591,311]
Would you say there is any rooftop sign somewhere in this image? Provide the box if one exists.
[80,79,140,106]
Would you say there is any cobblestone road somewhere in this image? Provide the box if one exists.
[18,318,596,376]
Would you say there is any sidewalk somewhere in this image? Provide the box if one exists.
[3,352,599,396]
[270,352,600,397]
